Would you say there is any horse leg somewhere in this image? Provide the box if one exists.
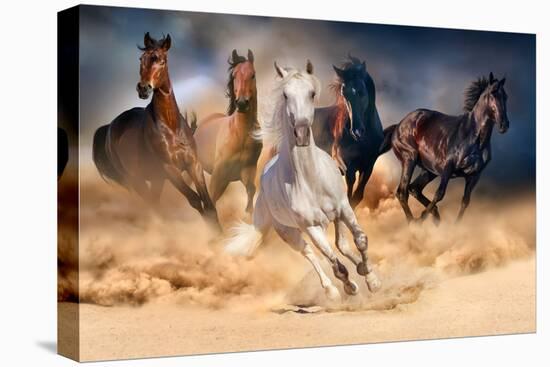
[187,160,221,230]
[273,224,341,301]
[420,167,452,222]
[409,169,440,222]
[240,165,257,214]
[334,220,361,266]
[163,164,204,215]
[305,225,358,296]
[345,168,356,202]
[397,158,417,222]
[340,205,381,292]
[209,164,231,207]
[350,164,374,208]
[456,174,480,222]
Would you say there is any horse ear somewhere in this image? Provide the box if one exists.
[362,61,367,71]
[306,60,313,74]
[232,49,239,63]
[162,34,171,51]
[247,49,254,63]
[499,77,506,87]
[333,65,345,79]
[144,32,154,49]
[489,72,495,83]
[274,61,287,79]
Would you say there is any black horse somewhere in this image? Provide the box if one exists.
[58,127,68,180]
[379,73,509,223]
[313,55,385,208]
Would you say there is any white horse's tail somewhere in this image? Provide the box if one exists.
[224,221,264,257]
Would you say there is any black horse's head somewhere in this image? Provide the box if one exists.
[332,55,374,141]
[486,72,509,133]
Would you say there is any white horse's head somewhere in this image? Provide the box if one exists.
[264,60,320,148]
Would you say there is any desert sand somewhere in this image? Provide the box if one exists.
[58,165,536,361]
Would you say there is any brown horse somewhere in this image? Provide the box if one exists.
[193,49,262,213]
[92,33,220,230]
[379,73,510,223]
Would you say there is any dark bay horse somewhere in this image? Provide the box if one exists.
[92,33,220,230]
[379,73,509,223]
[193,49,262,213]
[312,55,385,208]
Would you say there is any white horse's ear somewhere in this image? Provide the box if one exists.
[274,61,287,78]
[306,60,313,74]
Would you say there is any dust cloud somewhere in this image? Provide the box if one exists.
[58,163,535,312]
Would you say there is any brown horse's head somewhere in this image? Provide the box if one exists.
[227,49,256,114]
[486,72,509,133]
[136,32,171,100]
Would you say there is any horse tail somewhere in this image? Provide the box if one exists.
[379,124,397,155]
[223,221,264,258]
[92,125,125,186]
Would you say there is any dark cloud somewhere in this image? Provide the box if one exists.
[78,5,535,188]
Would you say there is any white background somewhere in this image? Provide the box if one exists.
[0,0,547,365]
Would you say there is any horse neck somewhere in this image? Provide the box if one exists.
[230,98,258,135]
[363,75,383,137]
[151,74,180,131]
[468,99,495,149]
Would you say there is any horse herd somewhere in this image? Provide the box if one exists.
[90,33,510,299]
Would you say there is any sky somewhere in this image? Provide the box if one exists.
[77,5,536,189]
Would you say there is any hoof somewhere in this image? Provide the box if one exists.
[325,285,341,301]
[357,262,368,276]
[366,272,381,292]
[344,280,359,296]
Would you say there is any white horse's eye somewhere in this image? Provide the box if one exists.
[351,88,356,94]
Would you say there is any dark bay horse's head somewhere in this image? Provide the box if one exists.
[227,49,257,114]
[332,55,374,141]
[486,72,509,133]
[136,32,171,100]
[465,72,510,134]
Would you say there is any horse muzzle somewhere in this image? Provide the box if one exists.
[498,117,510,133]
[136,82,152,100]
[236,97,250,113]
[294,126,311,147]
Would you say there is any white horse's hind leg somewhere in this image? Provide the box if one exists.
[305,226,359,296]
[273,224,341,301]
[334,220,361,266]
[340,205,381,292]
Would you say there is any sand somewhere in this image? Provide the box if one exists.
[57,165,536,361]
[61,257,535,361]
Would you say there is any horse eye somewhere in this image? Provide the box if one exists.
[283,92,288,100]
[251,74,255,79]
[311,91,316,99]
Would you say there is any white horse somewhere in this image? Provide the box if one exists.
[225,61,380,300]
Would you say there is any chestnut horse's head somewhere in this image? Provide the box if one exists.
[227,49,256,114]
[136,32,171,100]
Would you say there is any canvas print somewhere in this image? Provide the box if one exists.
[57,5,536,362]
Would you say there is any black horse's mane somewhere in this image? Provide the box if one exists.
[463,76,491,112]
[226,54,248,115]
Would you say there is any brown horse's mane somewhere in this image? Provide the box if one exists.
[329,81,348,141]
[225,55,248,115]
[463,76,491,112]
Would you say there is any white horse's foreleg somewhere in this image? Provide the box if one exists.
[273,224,340,301]
[334,220,361,266]
[305,226,358,296]
[340,206,381,292]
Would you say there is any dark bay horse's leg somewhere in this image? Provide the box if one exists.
[456,174,480,222]
[397,158,417,222]
[240,165,257,214]
[163,164,204,215]
[420,166,452,222]
[187,160,220,229]
[409,169,440,222]
[350,163,374,208]
[209,165,232,207]
[345,168,357,202]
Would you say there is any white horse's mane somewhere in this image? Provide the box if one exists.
[256,67,321,149]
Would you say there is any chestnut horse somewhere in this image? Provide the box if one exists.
[194,49,262,213]
[379,73,510,223]
[92,33,220,230]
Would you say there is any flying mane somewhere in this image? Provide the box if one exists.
[463,76,491,112]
